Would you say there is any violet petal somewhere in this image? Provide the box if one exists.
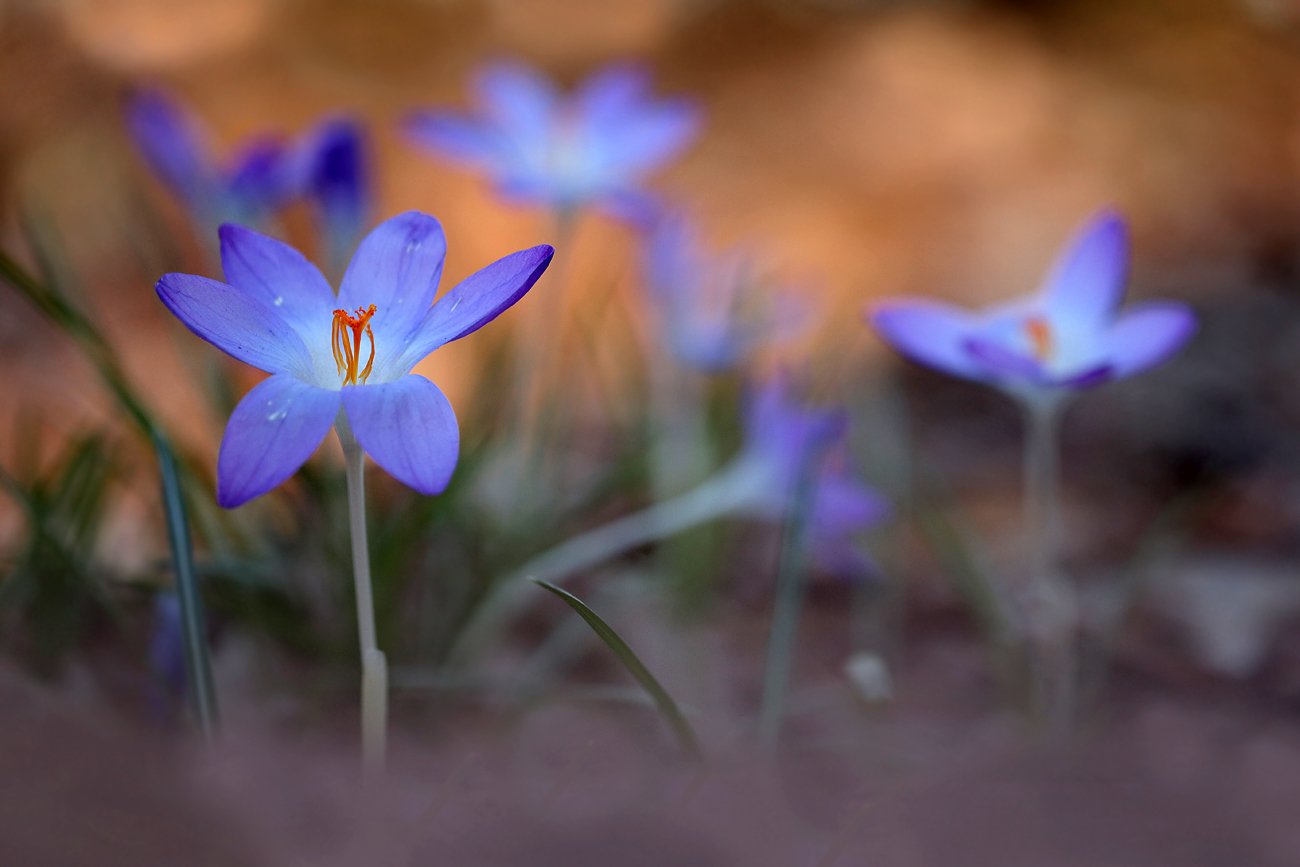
[342,375,459,495]
[216,374,341,507]
[156,272,314,378]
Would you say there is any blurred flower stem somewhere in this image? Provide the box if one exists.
[514,207,578,443]
[337,418,387,778]
[650,364,713,500]
[1021,396,1077,731]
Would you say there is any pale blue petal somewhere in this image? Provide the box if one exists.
[1105,301,1196,378]
[156,272,313,378]
[337,211,447,360]
[404,111,505,168]
[1040,210,1130,328]
[473,61,558,144]
[575,64,652,120]
[342,375,459,495]
[216,374,341,507]
[387,244,553,376]
[868,299,990,381]
[590,100,701,176]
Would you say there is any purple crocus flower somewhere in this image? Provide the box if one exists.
[404,60,700,219]
[727,377,891,575]
[126,87,292,229]
[644,214,811,372]
[156,211,553,507]
[289,117,370,265]
[868,211,1196,400]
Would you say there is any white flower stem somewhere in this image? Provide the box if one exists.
[338,420,387,778]
[1021,396,1077,732]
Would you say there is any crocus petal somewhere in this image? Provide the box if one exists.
[963,336,1045,383]
[125,88,217,210]
[814,473,891,535]
[217,374,341,507]
[387,244,553,376]
[1105,301,1197,378]
[473,61,557,143]
[590,100,701,176]
[868,300,990,381]
[1040,210,1129,328]
[337,211,447,354]
[342,375,459,495]
[404,112,503,167]
[218,224,336,337]
[575,64,652,121]
[156,273,314,378]
[298,118,369,250]
[226,136,291,214]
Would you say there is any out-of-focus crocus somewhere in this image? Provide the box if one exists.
[156,211,553,507]
[404,61,700,220]
[868,211,1196,403]
[644,214,810,372]
[126,87,292,230]
[289,117,370,269]
[724,377,891,574]
[149,592,187,705]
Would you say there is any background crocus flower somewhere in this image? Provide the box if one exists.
[126,87,292,230]
[404,61,701,219]
[725,377,891,575]
[156,211,553,507]
[644,213,811,372]
[289,117,370,269]
[868,211,1197,400]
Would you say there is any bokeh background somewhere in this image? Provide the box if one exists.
[5,0,1300,865]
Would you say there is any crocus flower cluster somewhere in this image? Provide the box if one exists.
[868,211,1196,403]
[127,88,369,249]
[405,61,700,220]
[643,214,810,372]
[156,211,552,507]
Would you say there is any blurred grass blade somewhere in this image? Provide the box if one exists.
[155,431,219,739]
[530,577,701,761]
[757,436,830,748]
[0,246,154,438]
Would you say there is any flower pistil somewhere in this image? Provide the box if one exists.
[1025,316,1054,362]
[332,304,377,385]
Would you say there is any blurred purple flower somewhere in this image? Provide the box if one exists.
[404,61,700,219]
[288,117,370,264]
[156,211,552,507]
[126,87,293,229]
[644,214,811,372]
[868,211,1196,400]
[728,377,890,576]
[149,592,187,702]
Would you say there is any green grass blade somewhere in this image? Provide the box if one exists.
[530,577,701,761]
[154,431,219,740]
[0,246,154,438]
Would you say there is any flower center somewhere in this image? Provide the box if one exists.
[332,304,377,385]
[1025,316,1054,362]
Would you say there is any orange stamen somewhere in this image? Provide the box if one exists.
[331,304,377,385]
[1025,316,1053,362]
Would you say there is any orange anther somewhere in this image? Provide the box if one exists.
[1025,316,1053,362]
[332,304,377,385]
